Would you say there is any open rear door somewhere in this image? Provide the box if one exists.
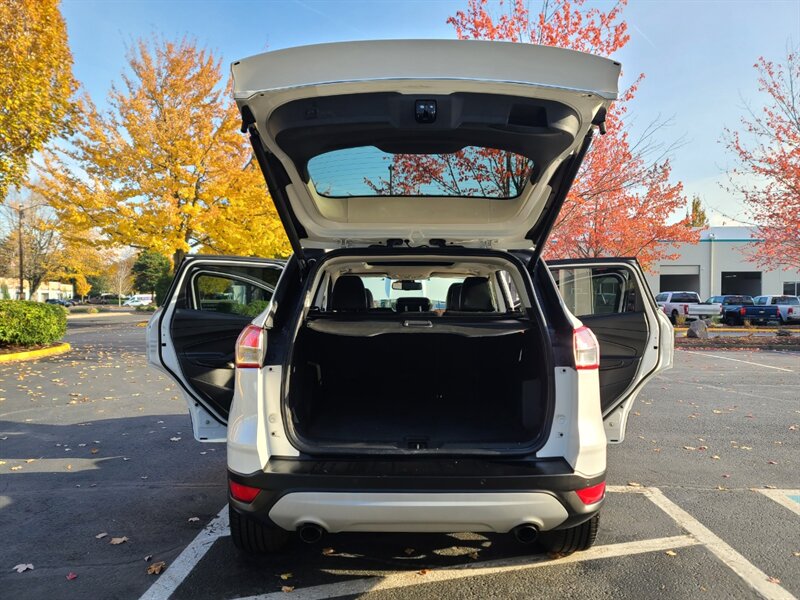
[147,256,284,441]
[547,258,673,443]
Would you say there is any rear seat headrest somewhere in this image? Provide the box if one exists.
[330,276,367,311]
[458,277,494,312]
[396,297,431,313]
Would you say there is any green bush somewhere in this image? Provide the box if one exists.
[0,300,67,346]
[135,304,157,312]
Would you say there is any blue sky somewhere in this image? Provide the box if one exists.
[61,0,800,224]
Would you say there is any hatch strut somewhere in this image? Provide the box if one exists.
[244,118,307,272]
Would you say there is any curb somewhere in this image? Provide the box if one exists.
[0,342,71,363]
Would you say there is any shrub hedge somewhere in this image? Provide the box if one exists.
[0,300,68,346]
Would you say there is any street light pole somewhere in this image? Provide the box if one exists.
[17,206,24,300]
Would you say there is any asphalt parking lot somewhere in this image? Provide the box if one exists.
[1,314,798,599]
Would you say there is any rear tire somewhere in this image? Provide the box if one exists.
[670,310,678,325]
[229,506,291,554]
[538,513,599,554]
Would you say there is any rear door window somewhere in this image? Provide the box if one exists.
[193,271,278,316]
[551,266,641,317]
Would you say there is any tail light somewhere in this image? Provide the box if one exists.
[576,481,606,505]
[229,480,260,503]
[683,304,688,315]
[235,325,265,368]
[789,307,794,315]
[573,326,600,370]
[739,307,746,316]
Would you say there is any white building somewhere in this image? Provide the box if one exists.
[644,226,800,299]
[0,278,74,302]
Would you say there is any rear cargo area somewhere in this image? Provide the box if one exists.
[286,320,548,452]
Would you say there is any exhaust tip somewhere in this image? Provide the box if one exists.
[298,523,325,544]
[512,523,539,544]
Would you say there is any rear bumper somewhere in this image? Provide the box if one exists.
[228,457,604,534]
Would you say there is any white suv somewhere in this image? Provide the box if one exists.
[148,40,673,555]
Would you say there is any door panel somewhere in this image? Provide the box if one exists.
[148,256,284,440]
[170,309,253,419]
[579,311,647,413]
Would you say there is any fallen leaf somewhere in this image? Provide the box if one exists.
[764,485,777,489]
[711,455,720,460]
[418,569,429,575]
[12,564,33,573]
[110,536,129,545]
[712,409,722,414]
[147,561,166,575]
[24,458,35,463]
[404,548,415,556]
[793,552,800,557]
[91,448,99,454]
[469,551,479,560]
[66,572,78,581]
[281,586,295,593]
[322,547,335,556]
[627,481,643,488]
[169,437,181,442]
[280,573,293,580]
[767,460,778,465]
[95,532,108,539]
[187,517,200,523]
[722,474,731,478]
[768,576,781,584]
[683,446,696,451]
[697,445,708,451]
[665,550,677,556]
[10,465,22,471]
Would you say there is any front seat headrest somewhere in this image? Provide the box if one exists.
[330,276,367,311]
[364,288,374,308]
[446,283,463,310]
[459,277,494,311]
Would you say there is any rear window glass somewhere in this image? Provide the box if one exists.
[307,146,533,199]
[671,292,700,303]
[724,296,754,305]
[771,296,799,305]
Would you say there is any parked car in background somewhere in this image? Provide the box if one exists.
[753,295,800,324]
[45,298,74,307]
[123,294,153,307]
[655,291,719,323]
[719,295,780,325]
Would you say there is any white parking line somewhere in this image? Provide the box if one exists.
[681,350,795,372]
[234,535,699,600]
[754,489,800,518]
[138,505,229,600]
[643,487,795,600]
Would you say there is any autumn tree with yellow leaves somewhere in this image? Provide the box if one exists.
[0,0,77,202]
[38,37,290,266]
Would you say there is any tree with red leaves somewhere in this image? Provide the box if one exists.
[381,0,697,270]
[726,49,800,271]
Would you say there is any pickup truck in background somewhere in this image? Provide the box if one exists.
[718,295,781,325]
[655,291,721,323]
[753,295,800,324]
